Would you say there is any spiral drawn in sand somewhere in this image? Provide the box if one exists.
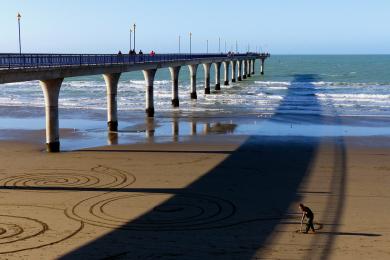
[0,165,136,192]
[0,206,82,254]
[68,193,236,231]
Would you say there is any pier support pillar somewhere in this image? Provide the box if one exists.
[252,59,255,74]
[223,61,230,85]
[188,64,198,99]
[231,60,237,82]
[40,78,64,152]
[103,73,121,132]
[203,63,211,94]
[143,69,157,117]
[237,60,242,81]
[243,60,247,79]
[169,66,181,107]
[214,62,221,90]
[261,58,265,75]
[247,60,251,78]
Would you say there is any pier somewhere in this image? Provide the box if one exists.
[0,52,270,152]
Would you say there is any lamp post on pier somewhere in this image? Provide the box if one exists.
[218,37,221,53]
[224,40,226,53]
[206,40,208,54]
[133,23,136,52]
[179,35,181,53]
[129,28,132,52]
[17,13,22,55]
[189,32,192,55]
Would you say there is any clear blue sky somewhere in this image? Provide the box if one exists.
[1,0,389,54]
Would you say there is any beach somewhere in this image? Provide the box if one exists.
[0,55,390,259]
[0,134,388,259]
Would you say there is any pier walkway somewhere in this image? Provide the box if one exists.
[0,52,270,152]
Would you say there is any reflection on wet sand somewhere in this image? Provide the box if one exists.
[106,118,238,146]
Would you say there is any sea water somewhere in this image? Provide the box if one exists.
[2,55,390,149]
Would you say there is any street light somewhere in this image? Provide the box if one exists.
[236,40,238,53]
[130,28,132,52]
[206,40,208,54]
[189,32,192,55]
[218,37,221,53]
[133,23,136,52]
[224,40,226,53]
[179,35,181,53]
[17,13,22,55]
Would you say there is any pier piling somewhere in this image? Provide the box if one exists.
[40,78,64,152]
[103,73,121,132]
[169,66,181,107]
[143,69,157,117]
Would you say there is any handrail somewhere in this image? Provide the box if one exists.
[0,53,270,70]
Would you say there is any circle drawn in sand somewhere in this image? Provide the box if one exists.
[0,206,83,254]
[0,165,136,192]
[68,193,236,231]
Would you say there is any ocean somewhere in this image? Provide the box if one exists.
[2,55,390,149]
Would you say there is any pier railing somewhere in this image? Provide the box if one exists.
[0,53,270,69]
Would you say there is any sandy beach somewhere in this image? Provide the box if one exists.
[0,134,388,259]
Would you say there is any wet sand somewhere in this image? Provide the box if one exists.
[0,135,388,259]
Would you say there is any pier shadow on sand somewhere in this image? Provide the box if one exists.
[5,75,350,259]
[63,74,347,259]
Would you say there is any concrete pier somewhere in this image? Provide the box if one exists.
[0,52,270,152]
[188,64,198,99]
[143,69,157,117]
[214,62,221,90]
[237,60,242,81]
[40,78,64,152]
[223,61,230,85]
[203,63,211,94]
[231,61,237,82]
[252,59,255,75]
[103,73,121,132]
[169,66,181,107]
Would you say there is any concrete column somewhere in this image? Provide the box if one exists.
[223,61,230,85]
[243,60,247,79]
[247,60,251,77]
[252,59,255,74]
[40,78,64,152]
[203,63,211,94]
[214,62,221,90]
[143,69,157,117]
[169,66,181,107]
[237,60,242,81]
[231,60,237,82]
[188,64,198,99]
[261,58,265,75]
[103,73,121,132]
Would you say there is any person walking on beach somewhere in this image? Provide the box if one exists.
[299,203,315,233]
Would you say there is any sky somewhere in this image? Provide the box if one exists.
[1,0,390,54]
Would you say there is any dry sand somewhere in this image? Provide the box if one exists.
[0,135,389,259]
